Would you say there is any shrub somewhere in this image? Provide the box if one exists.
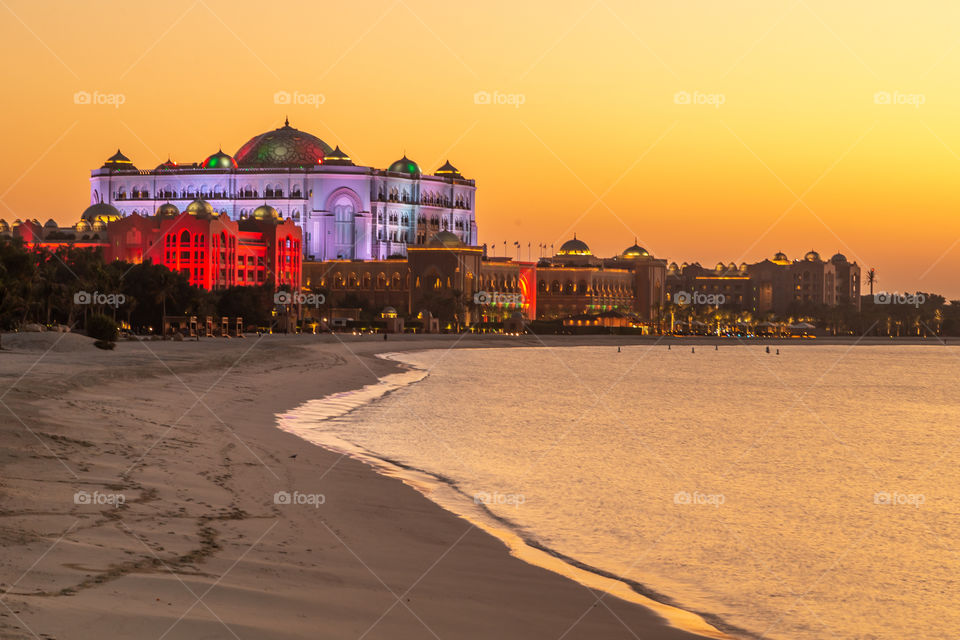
[86,314,118,343]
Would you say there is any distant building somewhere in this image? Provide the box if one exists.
[303,233,667,327]
[666,250,861,316]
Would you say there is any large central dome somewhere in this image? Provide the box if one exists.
[234,119,333,168]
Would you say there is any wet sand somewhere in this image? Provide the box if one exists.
[0,331,777,639]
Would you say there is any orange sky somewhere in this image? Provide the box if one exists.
[1,0,959,296]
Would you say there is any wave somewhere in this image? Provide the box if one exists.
[275,351,739,640]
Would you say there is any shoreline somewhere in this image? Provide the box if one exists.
[0,332,724,640]
[277,350,739,639]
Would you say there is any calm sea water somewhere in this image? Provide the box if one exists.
[278,344,960,640]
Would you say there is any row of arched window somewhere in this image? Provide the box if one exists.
[535,279,633,296]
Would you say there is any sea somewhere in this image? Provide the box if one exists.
[277,344,960,640]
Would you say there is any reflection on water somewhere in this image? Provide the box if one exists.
[280,345,960,640]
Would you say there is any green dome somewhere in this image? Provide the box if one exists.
[81,202,122,223]
[202,149,237,169]
[388,155,420,175]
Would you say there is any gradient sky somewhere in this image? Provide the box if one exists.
[2,0,959,296]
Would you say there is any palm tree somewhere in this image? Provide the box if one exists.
[154,270,178,337]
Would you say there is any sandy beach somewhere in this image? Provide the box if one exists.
[0,331,733,640]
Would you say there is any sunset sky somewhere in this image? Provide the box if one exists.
[2,0,959,296]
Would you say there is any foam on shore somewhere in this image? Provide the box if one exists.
[275,351,734,640]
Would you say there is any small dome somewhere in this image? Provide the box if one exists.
[81,202,122,223]
[323,146,354,166]
[427,231,462,248]
[739,262,748,271]
[622,241,649,258]
[388,155,421,175]
[101,149,137,171]
[252,203,280,221]
[185,199,217,218]
[434,160,462,179]
[557,235,591,256]
[668,261,679,271]
[155,157,178,172]
[0,219,8,232]
[202,149,237,169]
[156,203,179,218]
[44,218,58,229]
[830,252,847,263]
[382,306,398,318]
[804,250,821,262]
[773,251,789,263]
[715,262,726,272]
[92,220,106,231]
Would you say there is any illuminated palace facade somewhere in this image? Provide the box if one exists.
[304,233,668,326]
[2,201,302,291]
[88,119,477,261]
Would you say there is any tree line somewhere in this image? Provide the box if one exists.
[0,238,278,333]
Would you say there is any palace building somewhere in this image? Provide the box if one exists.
[303,234,668,327]
[666,250,861,315]
[1,200,301,291]
[88,119,477,261]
